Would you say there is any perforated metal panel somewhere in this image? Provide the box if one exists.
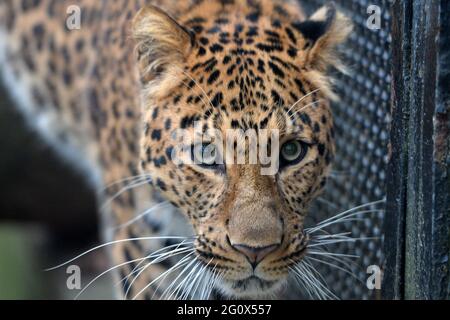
[301,0,391,299]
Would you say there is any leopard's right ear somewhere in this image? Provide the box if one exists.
[295,3,352,74]
[132,5,194,85]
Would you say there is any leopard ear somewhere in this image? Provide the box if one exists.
[132,5,194,85]
[295,3,352,73]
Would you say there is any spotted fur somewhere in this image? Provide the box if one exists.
[0,0,351,299]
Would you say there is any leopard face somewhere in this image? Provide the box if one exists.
[134,1,351,299]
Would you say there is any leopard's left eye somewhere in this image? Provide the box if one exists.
[280,140,307,166]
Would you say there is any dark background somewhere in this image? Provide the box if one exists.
[0,81,112,299]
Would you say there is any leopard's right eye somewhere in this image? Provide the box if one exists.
[191,143,224,172]
[279,140,308,168]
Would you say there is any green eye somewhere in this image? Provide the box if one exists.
[192,143,216,165]
[191,143,225,172]
[280,140,306,165]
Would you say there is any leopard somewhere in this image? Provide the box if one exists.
[0,0,352,299]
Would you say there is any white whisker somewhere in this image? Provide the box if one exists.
[111,201,171,231]
[175,261,203,300]
[100,178,150,213]
[133,252,195,300]
[117,241,193,287]
[305,256,360,282]
[289,100,325,120]
[101,174,152,192]
[286,88,321,114]
[187,259,213,299]
[75,256,149,300]
[180,262,203,300]
[307,236,378,247]
[161,258,198,300]
[307,208,384,234]
[306,199,385,234]
[45,236,194,271]
[127,247,195,299]
[308,251,359,259]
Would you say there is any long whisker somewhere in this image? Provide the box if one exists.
[289,267,314,299]
[307,236,378,247]
[45,236,195,271]
[117,240,193,287]
[309,248,362,277]
[186,259,213,300]
[75,256,150,300]
[202,264,219,300]
[292,264,335,299]
[197,263,215,301]
[196,259,215,300]
[299,263,337,300]
[173,261,202,300]
[308,251,360,259]
[132,252,195,300]
[289,100,325,120]
[312,232,353,240]
[161,258,198,300]
[309,209,383,232]
[305,256,360,282]
[100,178,150,213]
[316,197,340,209]
[178,68,215,110]
[300,262,339,300]
[101,174,152,192]
[302,260,332,294]
[179,262,203,300]
[206,267,223,300]
[111,201,171,231]
[307,199,385,233]
[128,247,195,300]
[286,88,322,114]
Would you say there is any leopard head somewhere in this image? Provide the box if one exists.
[132,0,351,299]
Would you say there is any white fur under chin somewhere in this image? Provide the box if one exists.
[217,277,288,300]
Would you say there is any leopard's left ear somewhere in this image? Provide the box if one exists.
[295,3,352,73]
[132,5,195,86]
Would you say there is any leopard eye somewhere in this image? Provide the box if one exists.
[191,143,224,170]
[280,140,307,166]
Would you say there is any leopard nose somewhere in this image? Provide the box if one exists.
[232,243,279,267]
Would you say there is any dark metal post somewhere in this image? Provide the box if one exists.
[383,0,449,299]
[382,0,412,300]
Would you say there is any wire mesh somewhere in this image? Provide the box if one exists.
[300,0,392,299]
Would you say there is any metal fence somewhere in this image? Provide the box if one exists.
[383,0,450,300]
[301,0,450,300]
[300,0,392,299]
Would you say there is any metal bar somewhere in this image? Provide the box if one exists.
[404,0,440,299]
[384,0,449,299]
[382,0,412,300]
[431,0,450,300]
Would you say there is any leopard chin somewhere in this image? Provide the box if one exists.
[216,276,287,300]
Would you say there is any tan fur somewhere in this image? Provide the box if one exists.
[307,3,353,74]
